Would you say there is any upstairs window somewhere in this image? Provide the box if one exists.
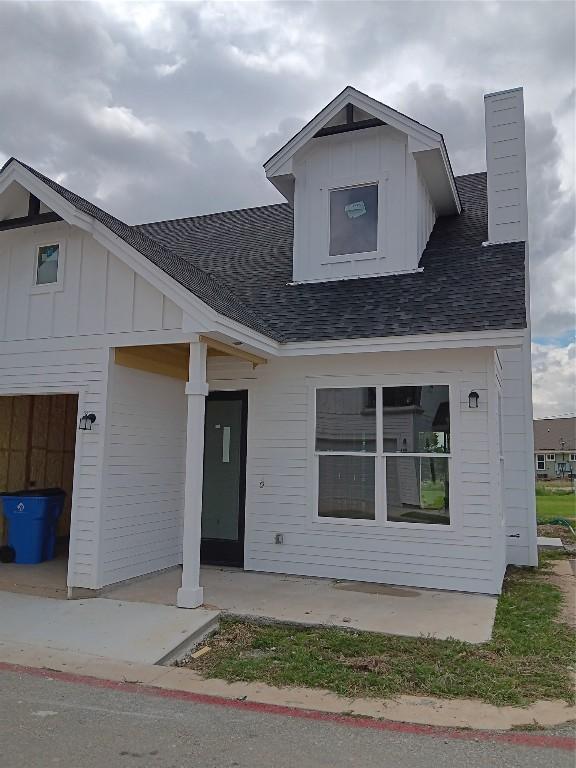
[536,455,545,471]
[36,244,59,285]
[546,453,555,462]
[329,183,378,257]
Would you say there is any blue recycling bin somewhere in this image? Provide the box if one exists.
[1,489,65,564]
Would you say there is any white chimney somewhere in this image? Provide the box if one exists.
[484,87,528,244]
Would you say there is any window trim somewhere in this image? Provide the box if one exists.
[546,453,555,462]
[321,173,388,266]
[536,454,546,471]
[31,240,65,294]
[570,454,576,463]
[310,379,455,531]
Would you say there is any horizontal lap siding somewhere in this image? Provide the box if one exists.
[243,349,501,594]
[0,345,108,588]
[100,364,186,586]
[499,343,537,565]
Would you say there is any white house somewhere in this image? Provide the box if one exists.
[0,86,537,605]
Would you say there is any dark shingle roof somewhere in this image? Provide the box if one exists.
[4,158,526,343]
[534,417,576,451]
[3,158,276,339]
[137,172,527,342]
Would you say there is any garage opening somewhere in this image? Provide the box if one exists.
[0,394,78,598]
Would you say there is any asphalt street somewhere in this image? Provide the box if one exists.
[0,669,573,768]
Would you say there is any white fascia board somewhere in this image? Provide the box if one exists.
[1,162,278,357]
[265,87,460,212]
[277,328,525,356]
[265,86,444,178]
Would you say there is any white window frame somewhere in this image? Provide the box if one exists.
[310,377,455,531]
[546,453,555,462]
[321,174,388,267]
[536,454,546,471]
[31,240,65,294]
[570,454,576,463]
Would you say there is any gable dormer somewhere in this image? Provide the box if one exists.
[264,87,461,283]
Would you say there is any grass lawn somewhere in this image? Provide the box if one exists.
[181,552,575,707]
[536,493,576,524]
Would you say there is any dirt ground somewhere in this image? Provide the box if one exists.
[545,559,576,629]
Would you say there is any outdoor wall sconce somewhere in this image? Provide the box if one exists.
[79,412,96,431]
[468,391,480,409]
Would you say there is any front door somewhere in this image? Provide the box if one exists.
[200,391,247,566]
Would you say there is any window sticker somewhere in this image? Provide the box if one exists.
[344,200,367,219]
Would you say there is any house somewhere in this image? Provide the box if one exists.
[534,417,576,479]
[0,86,537,604]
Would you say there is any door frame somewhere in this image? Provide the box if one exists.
[200,389,248,567]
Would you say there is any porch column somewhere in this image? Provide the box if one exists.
[177,340,208,608]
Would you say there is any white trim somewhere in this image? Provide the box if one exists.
[281,329,526,356]
[308,377,456,533]
[0,162,277,356]
[30,239,65,293]
[264,86,460,215]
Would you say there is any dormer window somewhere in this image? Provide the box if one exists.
[36,244,59,285]
[329,183,378,257]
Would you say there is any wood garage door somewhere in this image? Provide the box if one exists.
[0,394,78,540]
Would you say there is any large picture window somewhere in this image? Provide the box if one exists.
[315,384,451,526]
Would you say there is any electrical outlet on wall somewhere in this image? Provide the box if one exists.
[274,533,284,545]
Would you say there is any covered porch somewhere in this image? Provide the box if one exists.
[0,556,497,643]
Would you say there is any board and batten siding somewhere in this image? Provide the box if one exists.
[100,363,187,586]
[0,220,182,341]
[242,348,503,594]
[498,342,537,566]
[292,126,436,283]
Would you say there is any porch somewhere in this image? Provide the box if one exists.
[0,557,497,643]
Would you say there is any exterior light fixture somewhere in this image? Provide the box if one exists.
[468,391,479,409]
[79,412,96,431]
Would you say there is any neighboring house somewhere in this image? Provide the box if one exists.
[534,417,576,479]
[0,86,537,603]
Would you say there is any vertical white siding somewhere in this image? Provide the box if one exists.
[242,348,504,594]
[99,364,187,586]
[416,168,436,257]
[499,341,537,565]
[0,221,183,342]
[0,345,110,589]
[293,126,422,283]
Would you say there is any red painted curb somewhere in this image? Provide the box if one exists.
[1,661,574,751]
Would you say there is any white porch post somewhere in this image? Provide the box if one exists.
[177,340,208,608]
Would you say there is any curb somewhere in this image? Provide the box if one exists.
[0,641,574,740]
[1,661,574,752]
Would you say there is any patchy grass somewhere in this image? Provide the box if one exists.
[181,553,575,707]
[536,492,576,525]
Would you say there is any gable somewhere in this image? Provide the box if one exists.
[0,217,183,342]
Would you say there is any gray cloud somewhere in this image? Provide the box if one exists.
[0,0,574,412]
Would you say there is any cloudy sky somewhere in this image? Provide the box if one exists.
[1,0,574,417]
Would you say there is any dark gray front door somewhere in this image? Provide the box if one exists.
[200,391,247,566]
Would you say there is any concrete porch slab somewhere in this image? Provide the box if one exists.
[106,566,497,644]
[537,536,565,549]
[0,591,218,664]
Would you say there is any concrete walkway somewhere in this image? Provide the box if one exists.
[0,591,218,664]
[107,566,498,644]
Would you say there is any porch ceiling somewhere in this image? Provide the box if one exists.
[115,337,267,381]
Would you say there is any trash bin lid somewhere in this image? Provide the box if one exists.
[0,487,65,497]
